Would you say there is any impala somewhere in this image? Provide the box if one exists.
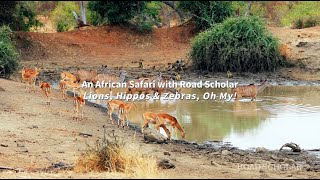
[21,67,39,93]
[233,80,269,101]
[106,99,135,125]
[73,89,85,120]
[39,81,51,105]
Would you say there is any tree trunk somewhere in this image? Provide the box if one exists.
[80,1,86,24]
[245,1,253,17]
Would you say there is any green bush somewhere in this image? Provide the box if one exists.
[190,16,286,73]
[88,1,146,25]
[12,1,44,31]
[0,1,17,26]
[87,8,105,26]
[0,26,19,78]
[304,17,318,28]
[292,18,304,29]
[51,1,80,32]
[277,1,320,28]
[178,1,233,30]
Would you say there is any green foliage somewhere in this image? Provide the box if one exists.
[87,7,105,26]
[0,1,17,26]
[88,1,147,25]
[128,1,163,33]
[0,1,42,31]
[231,1,268,18]
[0,26,19,78]
[190,16,286,73]
[12,2,44,31]
[277,1,320,28]
[178,1,233,30]
[51,1,80,32]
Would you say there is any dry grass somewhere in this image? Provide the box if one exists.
[74,132,162,178]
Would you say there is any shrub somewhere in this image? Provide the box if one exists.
[0,26,19,78]
[51,1,80,32]
[178,1,233,30]
[277,1,320,28]
[304,17,318,28]
[0,1,17,26]
[88,1,147,25]
[12,1,44,32]
[190,16,286,73]
[292,18,304,29]
[87,8,105,26]
[74,133,160,178]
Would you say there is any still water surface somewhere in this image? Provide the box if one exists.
[54,83,320,150]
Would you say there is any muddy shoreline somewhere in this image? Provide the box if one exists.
[14,65,320,87]
[1,77,320,178]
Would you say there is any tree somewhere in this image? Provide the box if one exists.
[0,1,17,26]
[88,1,146,24]
[178,1,234,30]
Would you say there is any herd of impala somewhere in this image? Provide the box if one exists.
[20,66,268,140]
[20,66,186,140]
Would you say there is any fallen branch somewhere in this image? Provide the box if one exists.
[280,142,302,152]
[0,166,24,172]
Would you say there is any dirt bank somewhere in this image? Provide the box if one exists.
[12,24,320,83]
[0,78,319,178]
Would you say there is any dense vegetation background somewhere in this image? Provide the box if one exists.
[0,1,319,76]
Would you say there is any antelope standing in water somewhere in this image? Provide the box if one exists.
[233,80,269,101]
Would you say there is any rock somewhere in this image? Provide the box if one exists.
[296,41,308,47]
[270,155,278,161]
[221,150,232,156]
[163,152,171,156]
[157,158,175,169]
[0,144,8,147]
[210,161,221,167]
[143,128,167,144]
[256,147,268,153]
[284,158,295,164]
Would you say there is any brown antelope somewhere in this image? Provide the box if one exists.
[21,67,39,93]
[60,72,78,83]
[59,80,83,100]
[233,80,269,101]
[154,113,185,140]
[92,70,127,93]
[74,69,98,83]
[73,89,85,120]
[39,81,51,105]
[141,112,171,138]
[117,102,136,128]
[106,99,135,125]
